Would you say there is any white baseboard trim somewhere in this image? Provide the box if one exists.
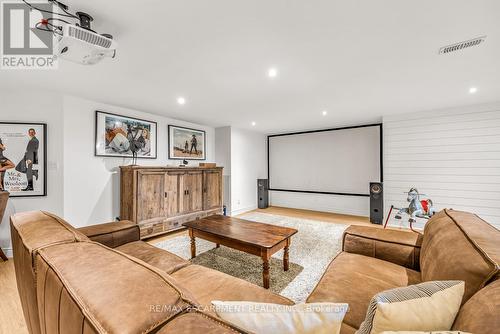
[230,205,258,216]
[2,247,13,259]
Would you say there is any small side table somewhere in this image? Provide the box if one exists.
[0,191,9,261]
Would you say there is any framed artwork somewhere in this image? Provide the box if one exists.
[168,125,206,160]
[0,122,47,197]
[95,111,157,159]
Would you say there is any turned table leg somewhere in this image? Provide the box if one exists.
[262,258,270,289]
[189,229,196,259]
[283,239,290,272]
[0,247,8,261]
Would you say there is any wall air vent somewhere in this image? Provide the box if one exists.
[439,36,486,55]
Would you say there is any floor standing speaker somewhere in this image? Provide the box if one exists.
[258,179,269,209]
[369,182,384,225]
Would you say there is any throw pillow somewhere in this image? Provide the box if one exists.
[212,301,348,334]
[357,281,465,334]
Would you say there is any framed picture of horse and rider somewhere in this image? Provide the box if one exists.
[168,125,206,160]
[0,122,47,197]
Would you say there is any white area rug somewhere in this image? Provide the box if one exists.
[154,212,348,303]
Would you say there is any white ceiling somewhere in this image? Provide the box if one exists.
[2,0,500,133]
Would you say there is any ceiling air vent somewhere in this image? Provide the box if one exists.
[439,36,486,55]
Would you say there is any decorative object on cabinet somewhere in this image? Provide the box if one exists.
[95,111,157,159]
[120,166,222,238]
[199,162,216,167]
[168,125,206,160]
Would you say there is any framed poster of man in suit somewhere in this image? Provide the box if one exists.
[0,123,46,197]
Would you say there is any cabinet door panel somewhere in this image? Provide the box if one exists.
[137,171,165,222]
[203,170,222,210]
[180,173,190,214]
[189,172,203,212]
[164,172,181,217]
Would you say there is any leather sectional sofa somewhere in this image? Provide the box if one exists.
[10,209,499,334]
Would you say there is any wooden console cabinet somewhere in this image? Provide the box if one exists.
[120,166,223,239]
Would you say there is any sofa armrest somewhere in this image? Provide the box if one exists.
[342,225,423,271]
[77,221,139,248]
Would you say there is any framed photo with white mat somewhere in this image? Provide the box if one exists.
[95,111,157,159]
[168,125,206,160]
[0,122,47,197]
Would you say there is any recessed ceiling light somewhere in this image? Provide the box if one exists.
[268,68,278,78]
[322,110,328,116]
[469,87,478,94]
[177,97,186,105]
[251,121,256,126]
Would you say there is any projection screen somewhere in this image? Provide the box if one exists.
[268,124,382,196]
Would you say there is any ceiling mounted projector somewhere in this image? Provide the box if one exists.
[27,1,118,65]
[57,23,117,65]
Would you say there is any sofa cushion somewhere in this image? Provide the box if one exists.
[452,279,500,333]
[170,264,294,312]
[306,252,421,330]
[116,241,190,274]
[343,225,423,270]
[36,241,199,334]
[420,209,500,303]
[78,221,139,248]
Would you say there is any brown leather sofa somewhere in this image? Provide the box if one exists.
[308,209,500,333]
[10,209,500,334]
[10,211,290,334]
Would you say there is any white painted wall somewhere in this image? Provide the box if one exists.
[230,128,267,215]
[214,127,267,216]
[215,127,231,176]
[0,89,65,257]
[62,95,216,227]
[215,127,232,212]
[383,103,500,230]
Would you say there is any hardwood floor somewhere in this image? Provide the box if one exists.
[0,206,376,333]
[253,206,373,226]
[0,260,29,334]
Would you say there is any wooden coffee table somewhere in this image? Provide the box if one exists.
[183,215,298,289]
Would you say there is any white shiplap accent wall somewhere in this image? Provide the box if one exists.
[383,103,500,230]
